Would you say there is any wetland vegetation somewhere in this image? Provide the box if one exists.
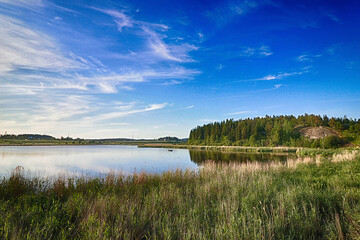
[1,150,359,239]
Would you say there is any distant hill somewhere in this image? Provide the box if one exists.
[0,134,55,140]
[188,114,360,148]
[90,138,150,142]
[158,136,179,142]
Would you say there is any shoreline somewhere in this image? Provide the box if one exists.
[140,144,301,153]
[1,142,358,157]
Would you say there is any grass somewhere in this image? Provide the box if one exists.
[0,152,360,239]
[139,144,300,153]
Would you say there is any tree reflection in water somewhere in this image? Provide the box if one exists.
[189,150,291,164]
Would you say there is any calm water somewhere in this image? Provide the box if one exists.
[0,145,291,177]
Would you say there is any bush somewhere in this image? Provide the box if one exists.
[322,135,342,149]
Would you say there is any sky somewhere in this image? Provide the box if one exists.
[0,0,359,139]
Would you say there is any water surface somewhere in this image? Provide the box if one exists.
[0,145,292,177]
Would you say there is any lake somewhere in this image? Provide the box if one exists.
[0,145,291,177]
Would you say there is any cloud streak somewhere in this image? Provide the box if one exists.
[226,110,252,115]
[85,103,168,122]
[184,105,194,109]
[206,0,262,26]
[0,16,83,74]
[239,45,273,57]
[0,91,167,137]
[94,8,198,63]
[239,71,308,82]
[296,54,322,62]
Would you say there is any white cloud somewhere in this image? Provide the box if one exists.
[184,105,194,109]
[0,92,168,138]
[198,32,205,43]
[94,8,198,63]
[199,119,219,123]
[227,110,251,115]
[240,45,273,57]
[0,4,200,138]
[241,71,307,82]
[86,103,167,122]
[93,8,133,31]
[296,54,321,62]
[141,26,198,62]
[161,80,182,86]
[297,54,312,62]
[0,94,94,134]
[327,46,335,55]
[216,64,224,70]
[0,66,200,95]
[206,0,263,26]
[0,16,83,74]
[230,0,258,15]
[108,122,130,126]
[0,0,43,10]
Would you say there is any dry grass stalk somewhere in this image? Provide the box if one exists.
[332,150,358,162]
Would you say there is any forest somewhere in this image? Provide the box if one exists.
[188,114,360,148]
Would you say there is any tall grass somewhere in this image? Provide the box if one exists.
[0,153,360,239]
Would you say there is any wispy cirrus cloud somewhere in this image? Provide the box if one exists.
[94,8,198,63]
[204,44,273,61]
[99,9,134,31]
[0,16,83,74]
[0,94,95,135]
[0,2,200,138]
[296,54,322,62]
[0,11,200,94]
[226,110,252,115]
[206,0,263,26]
[0,91,167,137]
[160,80,182,86]
[239,71,307,82]
[239,45,273,57]
[85,103,168,122]
[184,105,194,109]
[199,119,219,123]
[0,4,200,95]
[0,66,200,94]
[0,0,43,11]
[246,84,284,94]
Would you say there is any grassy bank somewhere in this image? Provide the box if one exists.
[139,143,359,156]
[139,144,299,153]
[1,152,360,239]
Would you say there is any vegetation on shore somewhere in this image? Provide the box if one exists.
[139,143,360,158]
[1,151,359,239]
[0,134,184,146]
[188,114,360,147]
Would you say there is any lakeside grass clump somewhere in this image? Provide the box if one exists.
[1,152,360,239]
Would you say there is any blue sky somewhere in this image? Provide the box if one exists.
[0,0,359,138]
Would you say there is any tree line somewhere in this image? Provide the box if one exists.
[188,114,360,148]
[0,134,55,140]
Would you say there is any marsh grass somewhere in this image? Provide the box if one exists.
[1,152,360,239]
